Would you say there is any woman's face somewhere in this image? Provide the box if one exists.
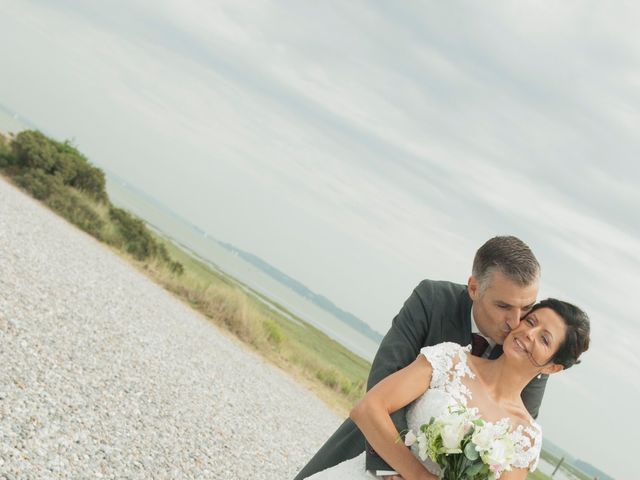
[505,307,567,370]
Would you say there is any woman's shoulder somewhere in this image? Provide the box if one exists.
[419,343,475,395]
[419,341,470,360]
[509,414,543,471]
[419,342,471,372]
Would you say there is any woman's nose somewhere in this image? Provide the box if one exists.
[524,325,535,340]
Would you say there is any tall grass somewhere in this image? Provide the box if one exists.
[145,242,369,411]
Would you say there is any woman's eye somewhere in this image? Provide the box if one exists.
[527,318,534,325]
[542,336,549,346]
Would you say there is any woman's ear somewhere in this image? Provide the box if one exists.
[542,363,564,375]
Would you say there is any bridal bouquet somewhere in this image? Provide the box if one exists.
[403,405,517,480]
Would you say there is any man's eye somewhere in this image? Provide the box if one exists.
[542,336,549,346]
[527,318,535,326]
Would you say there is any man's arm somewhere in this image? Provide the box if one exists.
[365,280,434,473]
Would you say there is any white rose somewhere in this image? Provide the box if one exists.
[417,432,429,461]
[471,425,493,452]
[485,437,516,468]
[404,430,417,447]
[440,416,465,453]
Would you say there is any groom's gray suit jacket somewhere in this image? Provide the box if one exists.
[294,279,548,479]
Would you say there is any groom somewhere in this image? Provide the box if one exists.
[294,236,548,479]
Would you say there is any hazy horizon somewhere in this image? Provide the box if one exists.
[1,1,638,476]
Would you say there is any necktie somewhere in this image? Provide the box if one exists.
[471,333,489,357]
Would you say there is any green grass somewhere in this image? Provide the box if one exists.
[527,470,551,480]
[147,231,371,413]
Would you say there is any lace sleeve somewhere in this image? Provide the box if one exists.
[419,342,458,388]
[510,421,542,472]
[419,342,473,392]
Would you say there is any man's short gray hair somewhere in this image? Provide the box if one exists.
[472,236,540,294]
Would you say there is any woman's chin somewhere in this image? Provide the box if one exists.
[506,336,529,359]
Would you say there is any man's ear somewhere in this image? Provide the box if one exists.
[542,363,564,375]
[468,276,478,301]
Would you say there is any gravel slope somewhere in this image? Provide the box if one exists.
[0,177,341,479]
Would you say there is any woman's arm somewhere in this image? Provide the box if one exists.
[500,468,528,480]
[350,355,437,480]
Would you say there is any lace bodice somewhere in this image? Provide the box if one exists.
[406,342,542,476]
[306,342,542,480]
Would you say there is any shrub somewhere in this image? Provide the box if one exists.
[11,130,108,202]
[316,368,340,390]
[11,130,57,172]
[45,191,105,238]
[263,319,284,347]
[169,261,184,276]
[109,207,157,260]
[13,169,64,200]
[71,163,107,202]
[0,134,11,168]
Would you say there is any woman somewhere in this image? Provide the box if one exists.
[306,298,590,479]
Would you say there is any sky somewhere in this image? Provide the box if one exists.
[1,1,638,476]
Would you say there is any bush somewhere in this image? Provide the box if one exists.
[45,191,105,238]
[108,207,185,273]
[71,163,107,202]
[11,130,58,172]
[316,368,340,390]
[263,319,284,347]
[169,260,184,276]
[14,169,64,200]
[109,207,157,260]
[11,130,108,202]
[0,134,11,168]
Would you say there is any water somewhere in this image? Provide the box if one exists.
[0,105,31,135]
[106,175,381,361]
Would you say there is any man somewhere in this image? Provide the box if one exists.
[294,235,548,479]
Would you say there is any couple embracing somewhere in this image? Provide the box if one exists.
[295,236,590,480]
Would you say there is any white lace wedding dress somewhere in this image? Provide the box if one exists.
[306,342,542,479]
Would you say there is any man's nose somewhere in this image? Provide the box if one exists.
[506,311,521,330]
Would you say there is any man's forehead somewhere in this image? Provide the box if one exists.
[486,269,539,289]
[488,281,538,304]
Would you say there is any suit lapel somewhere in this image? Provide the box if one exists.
[489,344,503,360]
[460,288,473,347]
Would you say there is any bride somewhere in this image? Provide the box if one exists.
[306,298,590,480]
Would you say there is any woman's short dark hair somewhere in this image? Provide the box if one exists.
[529,298,590,369]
